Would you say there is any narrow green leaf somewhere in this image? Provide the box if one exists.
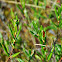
[35,0,38,5]
[14,20,17,33]
[58,7,61,14]
[11,52,20,58]
[8,24,14,39]
[23,48,29,57]
[41,46,45,57]
[29,49,31,55]
[55,7,58,21]
[39,14,47,19]
[40,25,43,31]
[30,31,38,37]
[47,46,54,61]
[17,58,24,62]
[20,0,25,9]
[16,23,22,38]
[16,15,18,21]
[2,45,9,56]
[0,32,2,38]
[44,25,57,31]
[35,55,41,60]
[0,43,2,48]
[1,36,4,45]
[44,0,46,8]
[16,4,24,14]
[5,41,9,53]
[61,4,62,11]
[11,8,14,19]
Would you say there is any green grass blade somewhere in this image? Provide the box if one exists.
[47,46,54,61]
[2,45,9,56]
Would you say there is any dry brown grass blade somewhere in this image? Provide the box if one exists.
[0,0,61,11]
[0,0,44,9]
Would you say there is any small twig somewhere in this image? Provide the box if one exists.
[35,44,50,47]
[35,44,46,46]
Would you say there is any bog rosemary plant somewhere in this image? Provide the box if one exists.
[0,9,22,62]
[0,0,62,62]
